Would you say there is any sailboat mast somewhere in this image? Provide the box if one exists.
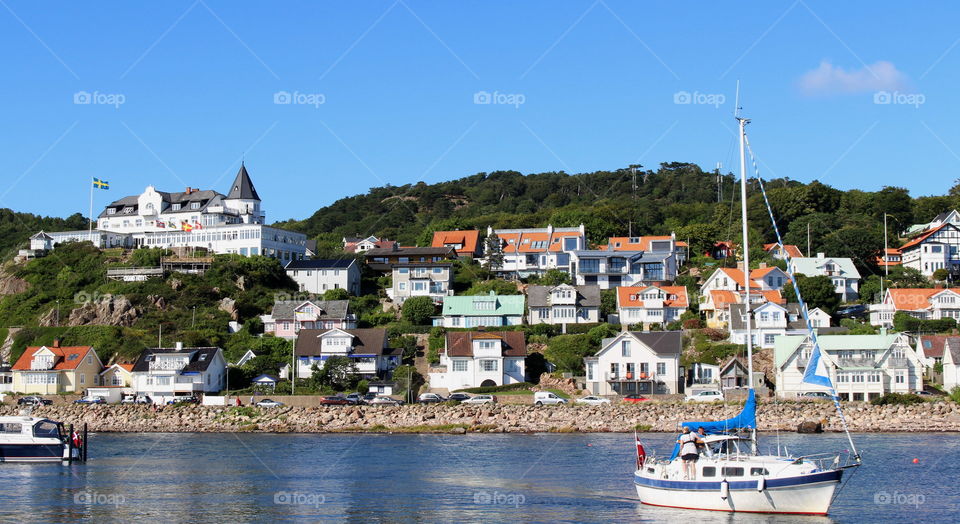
[737,111,758,453]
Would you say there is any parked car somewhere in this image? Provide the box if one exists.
[369,395,403,406]
[914,390,939,397]
[462,394,497,405]
[18,396,53,406]
[575,396,611,405]
[622,394,651,403]
[121,394,152,405]
[255,399,284,408]
[344,393,366,405]
[166,395,200,405]
[836,304,868,319]
[685,390,724,403]
[533,391,568,406]
[320,396,350,406]
[418,393,446,404]
[447,393,472,403]
[74,396,105,405]
[362,392,378,403]
[798,391,833,401]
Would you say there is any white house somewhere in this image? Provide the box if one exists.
[40,165,307,262]
[899,218,960,277]
[435,293,525,328]
[486,224,586,278]
[700,289,785,329]
[526,284,601,325]
[728,302,833,348]
[364,246,456,305]
[293,328,399,380]
[942,338,960,391]
[699,266,789,295]
[261,299,355,338]
[869,287,960,327]
[774,332,924,401]
[285,258,361,295]
[599,235,688,265]
[789,254,861,302]
[428,331,527,390]
[583,331,682,396]
[130,344,227,403]
[570,249,676,289]
[616,285,689,326]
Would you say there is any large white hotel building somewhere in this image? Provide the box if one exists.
[34,165,307,262]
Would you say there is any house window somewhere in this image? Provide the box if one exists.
[80,374,85,384]
[611,363,619,377]
[538,308,549,319]
[480,360,498,372]
[478,341,496,350]
[621,340,631,357]
[451,317,461,327]
[505,360,520,373]
[190,202,200,210]
[657,362,667,375]
[172,203,181,211]
[895,371,905,384]
[452,360,468,372]
[764,334,776,345]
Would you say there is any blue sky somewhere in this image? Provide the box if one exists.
[2,1,959,222]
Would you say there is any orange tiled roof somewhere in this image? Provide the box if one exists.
[887,288,960,310]
[710,290,740,309]
[760,290,786,305]
[431,230,480,255]
[618,285,689,308]
[900,224,947,251]
[118,363,134,372]
[497,229,582,254]
[13,345,95,371]
[763,243,804,258]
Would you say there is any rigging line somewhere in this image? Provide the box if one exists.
[831,459,861,504]
[744,133,861,461]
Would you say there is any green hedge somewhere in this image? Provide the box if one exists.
[456,382,534,394]
[869,393,926,406]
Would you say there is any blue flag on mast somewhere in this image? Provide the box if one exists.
[802,343,833,389]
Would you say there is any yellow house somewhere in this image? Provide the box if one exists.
[99,363,134,387]
[12,342,103,395]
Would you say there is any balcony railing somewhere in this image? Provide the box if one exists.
[837,357,876,368]
[887,357,909,367]
[606,372,655,381]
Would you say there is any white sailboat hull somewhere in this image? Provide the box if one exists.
[634,469,841,515]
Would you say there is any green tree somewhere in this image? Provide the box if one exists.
[392,364,424,400]
[464,279,520,295]
[820,226,883,275]
[600,289,617,318]
[527,269,571,286]
[933,268,949,282]
[484,233,504,270]
[401,296,436,325]
[586,323,618,346]
[312,355,358,391]
[323,288,350,300]
[544,334,595,374]
[391,335,419,364]
[782,274,841,313]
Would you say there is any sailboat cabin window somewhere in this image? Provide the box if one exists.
[750,468,769,476]
[701,467,716,477]
[721,467,744,477]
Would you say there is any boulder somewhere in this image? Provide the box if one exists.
[797,420,823,433]
[219,297,238,320]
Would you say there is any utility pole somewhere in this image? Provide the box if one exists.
[806,222,811,257]
[716,162,723,203]
[192,306,196,328]
[628,164,642,198]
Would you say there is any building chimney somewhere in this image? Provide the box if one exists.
[817,252,825,260]
[759,262,767,269]
[52,338,61,348]
[175,341,183,350]
[185,187,192,195]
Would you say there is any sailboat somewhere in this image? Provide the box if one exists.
[632,107,861,515]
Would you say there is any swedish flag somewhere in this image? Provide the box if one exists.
[93,178,109,190]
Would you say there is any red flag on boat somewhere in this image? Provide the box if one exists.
[635,432,645,469]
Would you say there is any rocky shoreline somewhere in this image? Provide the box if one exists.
[5,401,960,433]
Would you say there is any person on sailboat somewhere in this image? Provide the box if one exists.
[696,427,713,457]
[677,427,703,479]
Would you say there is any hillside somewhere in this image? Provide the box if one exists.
[0,209,87,261]
[274,163,959,276]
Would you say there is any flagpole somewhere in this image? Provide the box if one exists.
[88,178,94,242]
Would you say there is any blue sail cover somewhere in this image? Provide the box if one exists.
[668,389,756,459]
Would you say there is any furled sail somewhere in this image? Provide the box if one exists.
[668,389,756,459]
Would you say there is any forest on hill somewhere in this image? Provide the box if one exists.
[275,162,960,277]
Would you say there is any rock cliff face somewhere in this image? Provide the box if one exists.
[38,295,141,327]
[6,401,958,434]
[0,273,29,295]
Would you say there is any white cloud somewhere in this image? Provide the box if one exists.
[798,60,911,96]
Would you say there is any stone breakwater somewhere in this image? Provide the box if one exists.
[6,401,960,433]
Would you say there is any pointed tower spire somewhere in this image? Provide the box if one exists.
[227,162,261,200]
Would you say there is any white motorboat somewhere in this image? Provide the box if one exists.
[0,414,85,463]
[632,99,861,515]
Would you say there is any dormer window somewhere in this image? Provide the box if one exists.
[190,201,201,210]
[172,203,182,211]
[107,208,116,215]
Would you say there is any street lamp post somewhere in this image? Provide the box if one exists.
[192,307,196,328]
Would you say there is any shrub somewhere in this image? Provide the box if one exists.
[701,328,729,341]
[458,382,533,394]
[949,386,960,404]
[869,393,926,406]
[356,379,369,394]
[401,296,436,325]
[682,317,704,330]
